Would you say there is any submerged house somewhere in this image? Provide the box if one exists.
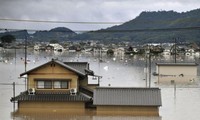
[11,59,162,115]
[11,59,99,111]
[93,87,162,116]
[156,63,198,83]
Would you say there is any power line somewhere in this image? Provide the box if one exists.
[0,26,200,33]
[0,83,24,86]
[0,18,200,32]
[90,26,200,32]
[0,17,199,25]
[0,18,123,24]
[0,27,92,32]
[0,82,200,88]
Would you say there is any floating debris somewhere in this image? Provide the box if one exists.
[104,66,109,71]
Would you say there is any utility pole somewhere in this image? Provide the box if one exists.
[12,82,15,111]
[145,53,148,87]
[145,45,151,88]
[174,38,177,63]
[24,31,27,90]
[25,31,27,72]
[148,53,151,88]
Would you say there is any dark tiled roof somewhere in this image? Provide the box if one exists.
[64,62,88,73]
[20,59,94,76]
[55,60,86,76]
[93,87,162,106]
[64,62,93,75]
[11,91,91,102]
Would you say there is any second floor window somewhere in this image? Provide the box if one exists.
[37,81,52,89]
[36,79,70,89]
[54,81,68,89]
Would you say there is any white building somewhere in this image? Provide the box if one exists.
[49,43,64,52]
[156,63,198,83]
[34,44,41,51]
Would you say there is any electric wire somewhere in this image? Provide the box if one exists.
[0,18,200,32]
[0,18,123,24]
[1,82,200,88]
[0,26,200,33]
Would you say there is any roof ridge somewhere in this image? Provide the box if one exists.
[20,59,87,77]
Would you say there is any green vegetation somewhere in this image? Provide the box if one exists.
[49,39,59,43]
[0,9,200,44]
[32,27,76,42]
[74,9,200,43]
[0,34,16,43]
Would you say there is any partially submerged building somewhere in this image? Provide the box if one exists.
[156,63,198,83]
[11,59,99,111]
[93,87,162,116]
[11,59,162,116]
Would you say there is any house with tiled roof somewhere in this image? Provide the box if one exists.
[11,59,99,111]
[93,87,162,116]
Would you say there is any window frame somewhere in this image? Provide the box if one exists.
[53,80,69,89]
[35,79,70,90]
[36,80,52,89]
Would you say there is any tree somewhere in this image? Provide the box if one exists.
[49,39,58,43]
[1,34,16,43]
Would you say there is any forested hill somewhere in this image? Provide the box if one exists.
[73,9,200,43]
[32,27,77,42]
[0,27,77,42]
[0,30,29,40]
[1,9,200,43]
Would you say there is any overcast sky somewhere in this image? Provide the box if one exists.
[0,0,200,32]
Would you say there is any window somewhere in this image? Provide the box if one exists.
[88,75,99,85]
[37,81,44,89]
[54,81,60,89]
[36,79,70,89]
[44,81,52,89]
[54,81,68,89]
[37,81,52,89]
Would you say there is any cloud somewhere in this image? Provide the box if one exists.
[0,0,200,31]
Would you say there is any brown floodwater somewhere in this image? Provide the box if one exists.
[11,108,162,120]
[1,49,200,120]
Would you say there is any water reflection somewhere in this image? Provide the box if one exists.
[93,116,161,120]
[12,109,162,120]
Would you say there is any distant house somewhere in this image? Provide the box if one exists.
[0,44,3,51]
[162,46,171,55]
[68,45,78,52]
[11,59,99,111]
[93,87,162,116]
[156,63,198,83]
[92,46,103,53]
[124,46,145,55]
[33,44,41,51]
[185,48,195,56]
[34,44,46,51]
[150,45,164,54]
[45,44,54,51]
[49,43,65,52]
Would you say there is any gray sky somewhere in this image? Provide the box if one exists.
[0,0,200,31]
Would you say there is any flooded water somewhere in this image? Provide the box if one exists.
[1,49,200,120]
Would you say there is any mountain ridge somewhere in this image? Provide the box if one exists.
[1,8,200,43]
[73,8,200,43]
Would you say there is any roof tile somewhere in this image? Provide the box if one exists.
[11,91,91,102]
[93,87,162,106]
